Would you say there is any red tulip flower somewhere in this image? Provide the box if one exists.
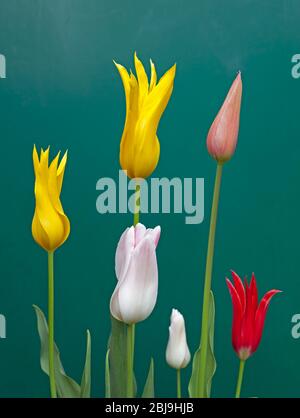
[226,271,281,361]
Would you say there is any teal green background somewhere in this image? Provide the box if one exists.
[0,0,298,398]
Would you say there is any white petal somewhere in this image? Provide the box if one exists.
[110,285,122,321]
[166,309,190,369]
[115,226,135,281]
[134,223,146,246]
[182,346,191,368]
[145,225,161,247]
[117,236,158,324]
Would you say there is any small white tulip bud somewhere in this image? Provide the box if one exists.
[166,309,191,369]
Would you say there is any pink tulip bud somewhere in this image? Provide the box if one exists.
[206,72,242,163]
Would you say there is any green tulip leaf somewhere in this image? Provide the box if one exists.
[105,349,111,398]
[188,291,216,398]
[33,304,81,398]
[80,330,91,398]
[142,358,155,398]
[107,315,137,397]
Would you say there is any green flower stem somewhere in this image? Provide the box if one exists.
[133,183,141,226]
[48,251,57,398]
[124,181,141,398]
[177,369,181,398]
[235,360,246,398]
[126,323,134,397]
[198,162,223,397]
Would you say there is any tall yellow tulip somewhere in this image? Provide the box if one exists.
[115,53,176,179]
[32,145,70,398]
[32,145,70,251]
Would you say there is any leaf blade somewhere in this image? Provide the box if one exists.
[142,358,155,398]
[105,349,111,398]
[107,315,137,397]
[188,291,217,398]
[80,330,91,398]
[33,304,81,398]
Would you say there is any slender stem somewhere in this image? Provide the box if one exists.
[48,251,57,398]
[132,323,135,365]
[177,369,181,398]
[126,324,134,397]
[126,181,140,398]
[198,163,223,397]
[133,182,141,226]
[235,360,246,398]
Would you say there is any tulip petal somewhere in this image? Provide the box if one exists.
[134,223,146,246]
[115,226,135,281]
[207,72,242,162]
[249,273,258,312]
[242,279,255,349]
[226,278,243,353]
[114,61,131,115]
[32,147,70,251]
[57,151,68,195]
[33,145,40,176]
[149,59,157,91]
[117,236,158,324]
[231,270,246,313]
[110,286,123,323]
[134,52,149,108]
[116,55,176,179]
[166,309,190,369]
[253,289,281,352]
[145,226,161,248]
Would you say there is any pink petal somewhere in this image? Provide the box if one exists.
[145,225,161,248]
[134,223,146,246]
[117,236,158,324]
[115,226,134,281]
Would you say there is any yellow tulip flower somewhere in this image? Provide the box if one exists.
[115,53,176,179]
[32,146,70,252]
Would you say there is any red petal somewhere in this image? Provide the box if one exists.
[253,289,281,352]
[231,270,246,313]
[249,273,258,312]
[226,278,244,353]
[241,278,254,348]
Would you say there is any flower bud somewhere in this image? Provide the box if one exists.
[32,146,70,252]
[166,309,190,369]
[207,72,242,163]
[110,223,160,324]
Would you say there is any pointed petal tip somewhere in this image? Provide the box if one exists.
[225,277,232,287]
[113,59,122,69]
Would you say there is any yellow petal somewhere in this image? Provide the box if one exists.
[57,150,68,194]
[149,59,157,92]
[32,145,40,175]
[114,61,131,115]
[134,52,149,109]
[32,147,70,251]
[116,55,176,179]
[146,63,176,113]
